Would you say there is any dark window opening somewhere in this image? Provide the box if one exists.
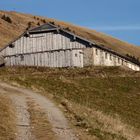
[122,60,123,65]
[105,53,108,59]
[110,54,112,61]
[21,55,24,61]
[96,49,98,55]
[118,58,120,64]
[75,53,78,57]
[9,44,15,48]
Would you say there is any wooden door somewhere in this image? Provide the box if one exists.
[72,50,83,67]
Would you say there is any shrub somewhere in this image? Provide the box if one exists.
[37,22,40,26]
[26,21,34,30]
[49,21,55,25]
[126,54,140,64]
[1,15,12,23]
[65,27,71,31]
[41,19,46,23]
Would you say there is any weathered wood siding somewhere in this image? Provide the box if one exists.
[5,51,76,67]
[0,32,85,67]
[0,31,140,71]
[0,33,85,56]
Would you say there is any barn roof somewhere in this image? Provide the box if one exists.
[29,23,96,45]
[29,22,58,32]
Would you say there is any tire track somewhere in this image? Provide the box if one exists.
[10,94,34,140]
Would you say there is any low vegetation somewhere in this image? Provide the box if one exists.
[27,100,56,140]
[0,94,16,140]
[1,15,12,23]
[0,66,140,140]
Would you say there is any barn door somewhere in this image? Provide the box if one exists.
[72,50,83,67]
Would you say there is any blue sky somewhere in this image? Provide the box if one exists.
[0,0,140,46]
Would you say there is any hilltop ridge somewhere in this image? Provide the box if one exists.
[0,10,140,58]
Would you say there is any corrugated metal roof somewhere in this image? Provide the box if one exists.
[30,23,58,32]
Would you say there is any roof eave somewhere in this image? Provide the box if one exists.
[29,28,59,34]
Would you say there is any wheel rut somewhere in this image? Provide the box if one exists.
[10,94,34,140]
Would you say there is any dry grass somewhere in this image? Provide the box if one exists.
[0,66,140,140]
[0,10,140,58]
[27,99,56,140]
[0,94,16,140]
[61,100,140,140]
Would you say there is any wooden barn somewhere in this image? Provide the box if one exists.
[0,23,140,71]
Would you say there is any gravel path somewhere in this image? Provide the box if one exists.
[0,82,78,140]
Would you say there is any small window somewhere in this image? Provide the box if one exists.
[96,49,98,55]
[118,58,120,64]
[105,52,108,59]
[75,53,78,57]
[122,60,123,65]
[9,44,15,48]
[20,55,24,61]
[125,61,127,65]
[110,54,112,61]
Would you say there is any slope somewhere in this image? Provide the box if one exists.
[0,10,140,58]
[0,67,140,140]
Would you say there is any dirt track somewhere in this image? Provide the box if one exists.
[0,82,78,140]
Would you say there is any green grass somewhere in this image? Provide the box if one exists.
[0,66,140,139]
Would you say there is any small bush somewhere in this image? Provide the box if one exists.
[28,22,32,27]
[37,22,40,26]
[49,21,55,25]
[41,19,46,23]
[65,27,71,31]
[126,54,140,64]
[36,17,40,20]
[1,15,12,23]
[26,21,35,30]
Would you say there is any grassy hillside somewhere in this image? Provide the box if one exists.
[0,66,140,140]
[0,10,140,59]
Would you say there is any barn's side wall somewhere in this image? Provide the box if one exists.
[0,32,85,67]
[83,48,140,71]
[0,32,85,56]
[0,31,140,71]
